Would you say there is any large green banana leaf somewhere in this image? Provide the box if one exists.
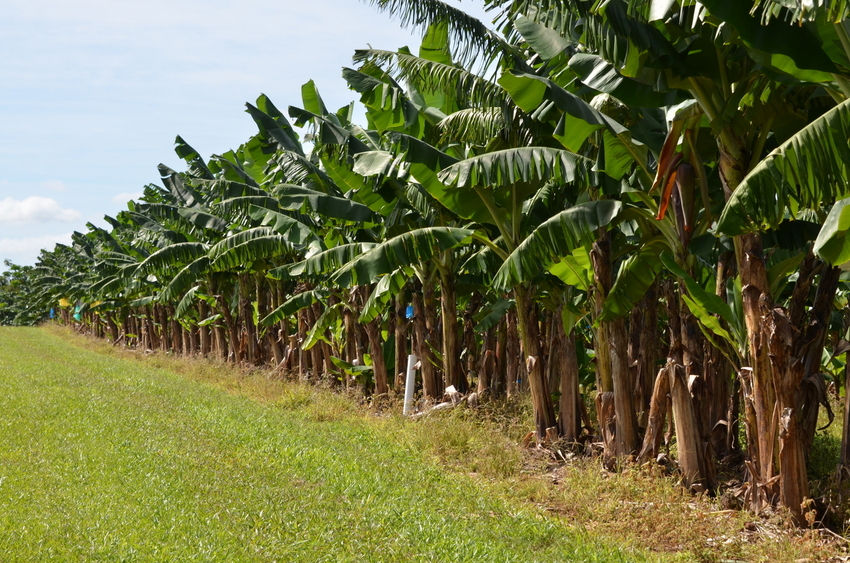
[438,146,594,189]
[272,184,376,222]
[717,98,850,235]
[208,227,291,270]
[493,200,622,290]
[700,0,836,81]
[275,243,379,279]
[331,227,474,286]
[814,197,850,266]
[359,269,412,323]
[248,206,317,245]
[159,257,211,302]
[135,242,208,276]
[245,95,304,156]
[513,14,572,61]
[568,54,687,108]
[260,289,329,326]
[599,237,668,321]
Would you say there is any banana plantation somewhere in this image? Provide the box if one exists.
[8,0,850,525]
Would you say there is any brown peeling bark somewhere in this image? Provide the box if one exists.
[638,366,670,463]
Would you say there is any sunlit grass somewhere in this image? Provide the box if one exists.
[0,326,638,562]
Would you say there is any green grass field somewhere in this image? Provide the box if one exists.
[0,327,640,562]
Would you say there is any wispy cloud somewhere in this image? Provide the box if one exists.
[0,197,81,223]
[0,232,73,263]
[111,191,143,204]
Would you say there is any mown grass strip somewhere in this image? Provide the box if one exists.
[0,327,640,562]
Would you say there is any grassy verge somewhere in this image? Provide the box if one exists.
[0,326,638,562]
[8,325,848,562]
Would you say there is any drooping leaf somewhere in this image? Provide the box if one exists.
[599,238,667,321]
[568,54,687,107]
[275,243,379,279]
[359,269,412,323]
[176,207,229,232]
[156,256,210,302]
[174,286,201,318]
[208,227,293,271]
[493,200,623,290]
[438,108,504,145]
[438,146,594,191]
[135,242,208,276]
[815,197,850,266]
[717,99,850,235]
[362,0,522,72]
[197,314,222,327]
[321,154,396,216]
[303,303,342,350]
[332,227,474,287]
[272,185,375,222]
[260,289,329,326]
[387,133,497,225]
[473,298,515,332]
[514,15,572,60]
[499,71,628,150]
[660,253,741,349]
[248,206,316,244]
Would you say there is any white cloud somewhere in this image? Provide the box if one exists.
[0,232,73,263]
[111,191,143,204]
[0,196,81,223]
[41,179,67,192]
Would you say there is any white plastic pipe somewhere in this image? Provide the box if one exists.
[403,354,418,416]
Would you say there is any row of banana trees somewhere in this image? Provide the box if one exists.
[14,0,850,524]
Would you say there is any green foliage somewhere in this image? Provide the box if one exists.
[0,261,45,326]
[718,99,850,236]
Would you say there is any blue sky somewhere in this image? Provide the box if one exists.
[0,0,493,268]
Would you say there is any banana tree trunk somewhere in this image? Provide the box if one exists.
[798,264,840,451]
[144,306,158,351]
[217,292,240,363]
[423,277,443,396]
[308,302,325,379]
[557,319,581,442]
[591,234,638,456]
[515,285,557,439]
[197,301,211,357]
[364,318,388,395]
[629,283,658,428]
[413,280,439,399]
[478,326,496,395]
[361,285,388,395]
[663,279,713,491]
[721,132,803,520]
[638,366,671,463]
[157,305,169,352]
[505,311,519,398]
[705,251,734,458]
[841,353,850,469]
[440,273,465,392]
[394,293,408,389]
[106,314,119,343]
[493,316,507,397]
[238,274,258,365]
